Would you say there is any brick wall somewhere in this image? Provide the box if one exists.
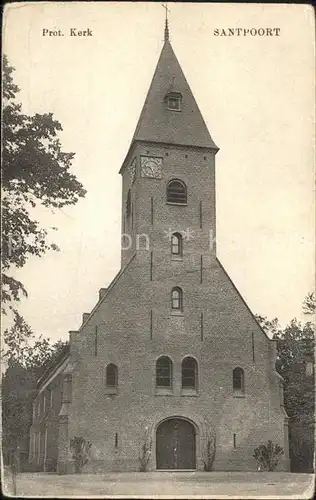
[29,368,64,471]
[65,142,289,472]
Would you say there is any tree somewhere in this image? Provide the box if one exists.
[302,292,316,315]
[275,319,314,472]
[202,425,216,472]
[1,312,68,466]
[255,315,280,338]
[2,311,62,370]
[2,55,86,312]
[257,295,315,472]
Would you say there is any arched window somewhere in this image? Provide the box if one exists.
[156,356,172,388]
[233,367,244,391]
[126,189,131,217]
[171,287,183,311]
[167,179,187,204]
[182,357,198,389]
[171,232,183,256]
[106,364,118,388]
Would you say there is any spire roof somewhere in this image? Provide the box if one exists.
[164,18,169,42]
[132,37,218,150]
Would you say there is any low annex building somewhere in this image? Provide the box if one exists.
[29,20,289,473]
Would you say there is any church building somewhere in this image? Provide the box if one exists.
[28,20,289,473]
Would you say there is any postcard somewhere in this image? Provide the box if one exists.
[2,2,315,498]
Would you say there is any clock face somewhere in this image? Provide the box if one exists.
[128,158,136,183]
[140,156,163,179]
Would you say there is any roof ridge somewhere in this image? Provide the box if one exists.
[37,343,70,387]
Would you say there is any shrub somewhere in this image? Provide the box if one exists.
[202,430,216,471]
[139,426,152,472]
[253,440,284,471]
[69,436,92,473]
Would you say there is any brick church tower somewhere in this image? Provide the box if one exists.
[29,20,289,473]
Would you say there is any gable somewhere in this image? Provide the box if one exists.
[215,258,271,341]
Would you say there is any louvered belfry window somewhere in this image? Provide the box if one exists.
[167,179,187,204]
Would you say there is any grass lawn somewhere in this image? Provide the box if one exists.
[2,469,314,498]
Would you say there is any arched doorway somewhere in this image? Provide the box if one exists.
[156,418,196,470]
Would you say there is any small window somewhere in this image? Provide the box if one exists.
[167,179,187,204]
[171,233,183,256]
[168,97,180,110]
[233,367,244,391]
[126,189,131,217]
[165,92,182,111]
[156,356,172,388]
[182,357,198,389]
[171,287,183,311]
[106,364,118,388]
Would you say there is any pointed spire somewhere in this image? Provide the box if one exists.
[164,17,169,42]
[162,3,170,42]
[132,40,218,150]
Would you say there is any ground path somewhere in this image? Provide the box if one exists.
[2,470,314,498]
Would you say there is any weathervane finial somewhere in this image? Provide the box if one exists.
[162,3,170,42]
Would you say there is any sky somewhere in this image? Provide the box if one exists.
[3,2,315,342]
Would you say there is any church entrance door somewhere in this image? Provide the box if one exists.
[156,418,196,470]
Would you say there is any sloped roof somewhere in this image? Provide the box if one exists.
[36,343,70,388]
[132,40,218,150]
